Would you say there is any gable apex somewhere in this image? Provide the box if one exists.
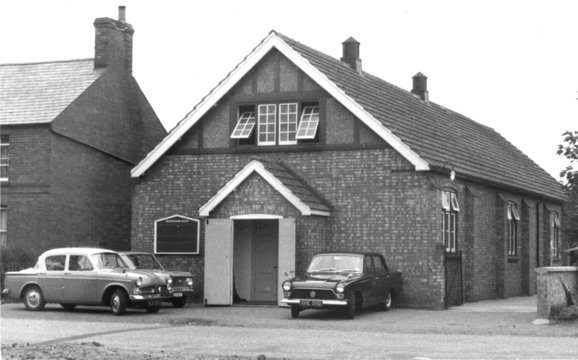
[131,32,429,178]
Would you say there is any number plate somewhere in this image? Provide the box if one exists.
[147,300,161,306]
[173,293,183,297]
[300,300,322,307]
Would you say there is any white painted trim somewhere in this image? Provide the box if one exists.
[131,32,429,178]
[198,160,328,217]
[154,214,200,255]
[230,214,283,220]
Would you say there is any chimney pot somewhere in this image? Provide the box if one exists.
[411,72,429,101]
[341,37,362,74]
[118,6,126,22]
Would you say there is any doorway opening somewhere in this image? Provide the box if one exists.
[233,220,279,305]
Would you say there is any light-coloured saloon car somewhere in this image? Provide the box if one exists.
[119,252,194,308]
[1,248,172,315]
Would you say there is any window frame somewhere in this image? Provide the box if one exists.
[552,213,560,259]
[0,135,8,182]
[507,203,519,257]
[441,190,459,253]
[0,205,6,248]
[295,105,320,140]
[230,111,257,139]
[257,104,277,146]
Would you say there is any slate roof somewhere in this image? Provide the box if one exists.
[277,33,566,201]
[0,59,103,125]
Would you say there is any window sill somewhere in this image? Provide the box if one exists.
[507,257,520,263]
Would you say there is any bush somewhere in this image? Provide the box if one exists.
[551,305,578,322]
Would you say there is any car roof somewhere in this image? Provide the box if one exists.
[41,247,118,257]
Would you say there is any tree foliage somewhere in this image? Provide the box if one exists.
[557,130,578,248]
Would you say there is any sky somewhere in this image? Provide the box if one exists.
[1,0,577,181]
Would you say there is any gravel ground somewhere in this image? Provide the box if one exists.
[1,342,289,360]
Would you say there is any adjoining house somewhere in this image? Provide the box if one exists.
[0,7,166,254]
[130,31,565,309]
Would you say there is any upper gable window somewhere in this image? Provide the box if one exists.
[231,102,320,146]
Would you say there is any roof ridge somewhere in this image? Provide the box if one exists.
[0,58,94,67]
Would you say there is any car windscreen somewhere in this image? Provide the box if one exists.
[306,254,362,273]
[91,253,127,270]
[126,254,163,270]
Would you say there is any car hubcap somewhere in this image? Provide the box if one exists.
[27,291,39,307]
[112,296,119,310]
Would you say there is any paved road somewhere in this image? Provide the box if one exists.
[2,298,577,359]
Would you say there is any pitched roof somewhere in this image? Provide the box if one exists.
[132,31,565,202]
[199,159,331,217]
[0,59,103,125]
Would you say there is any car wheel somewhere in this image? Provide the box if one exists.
[23,286,46,311]
[171,297,187,308]
[60,304,77,311]
[290,305,300,319]
[380,290,392,311]
[145,305,161,314]
[110,290,128,316]
[345,293,356,319]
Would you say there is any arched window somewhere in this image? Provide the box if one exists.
[441,190,459,253]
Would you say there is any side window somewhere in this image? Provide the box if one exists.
[69,255,93,271]
[363,256,374,274]
[373,256,387,273]
[45,255,66,271]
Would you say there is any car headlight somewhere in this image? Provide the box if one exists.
[167,278,173,285]
[336,283,345,293]
[136,277,143,287]
[282,281,292,291]
[186,278,193,287]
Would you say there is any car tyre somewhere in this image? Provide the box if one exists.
[379,290,392,311]
[60,304,77,311]
[23,286,46,311]
[290,305,300,319]
[110,290,128,316]
[146,305,161,314]
[345,293,356,319]
[172,297,187,308]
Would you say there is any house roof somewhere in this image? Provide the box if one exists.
[0,59,103,125]
[132,31,565,202]
[199,159,331,217]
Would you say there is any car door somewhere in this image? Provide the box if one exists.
[363,255,377,305]
[38,254,66,302]
[62,254,98,304]
[371,255,387,304]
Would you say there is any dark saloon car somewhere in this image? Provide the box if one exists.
[282,253,402,319]
[119,252,194,308]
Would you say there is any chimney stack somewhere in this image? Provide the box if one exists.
[94,6,134,73]
[341,37,362,74]
[411,72,429,102]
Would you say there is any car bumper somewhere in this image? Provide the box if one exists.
[129,293,172,301]
[169,290,194,298]
[282,298,348,306]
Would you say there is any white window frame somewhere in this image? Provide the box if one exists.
[0,135,8,182]
[230,111,257,139]
[257,104,277,145]
[441,190,458,253]
[552,213,560,259]
[278,103,298,145]
[296,105,320,140]
[154,214,200,255]
[507,203,519,257]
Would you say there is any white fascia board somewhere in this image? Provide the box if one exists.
[198,160,316,217]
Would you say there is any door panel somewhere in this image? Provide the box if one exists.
[278,218,296,306]
[204,219,234,305]
[251,221,278,302]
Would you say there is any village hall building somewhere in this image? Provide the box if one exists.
[131,31,566,309]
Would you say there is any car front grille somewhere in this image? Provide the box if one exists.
[139,285,169,295]
[292,289,336,300]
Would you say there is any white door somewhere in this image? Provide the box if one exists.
[204,219,234,305]
[278,218,296,306]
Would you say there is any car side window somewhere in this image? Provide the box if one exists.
[363,256,374,274]
[69,255,93,271]
[45,255,66,271]
[373,256,386,273]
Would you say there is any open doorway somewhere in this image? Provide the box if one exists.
[233,220,279,305]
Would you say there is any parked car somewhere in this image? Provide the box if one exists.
[119,251,194,308]
[1,248,172,315]
[282,252,402,319]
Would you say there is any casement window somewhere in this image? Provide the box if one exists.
[0,135,8,181]
[154,215,200,254]
[552,213,561,259]
[231,102,320,146]
[441,190,459,253]
[507,203,520,257]
[0,205,6,248]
